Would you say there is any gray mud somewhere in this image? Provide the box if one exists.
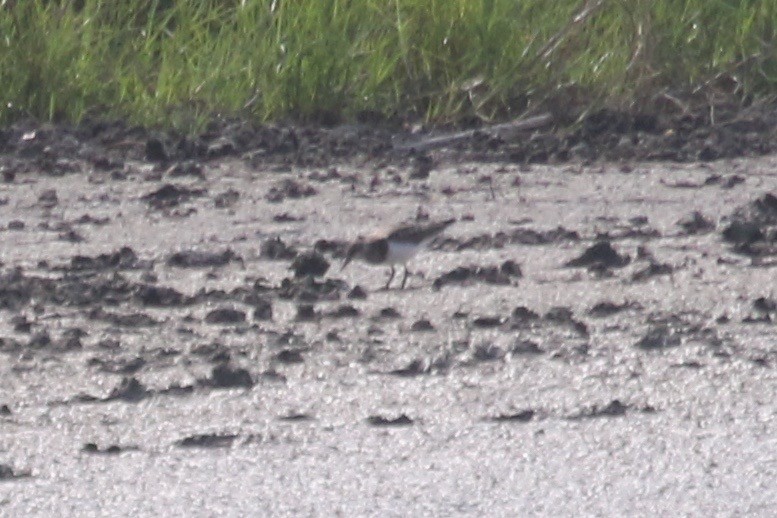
[0,147,775,516]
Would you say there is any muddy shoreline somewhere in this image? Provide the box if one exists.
[0,117,775,515]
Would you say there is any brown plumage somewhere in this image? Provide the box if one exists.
[341,219,455,289]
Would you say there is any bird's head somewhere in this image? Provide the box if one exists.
[340,241,364,271]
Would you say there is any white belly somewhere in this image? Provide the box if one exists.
[385,241,420,265]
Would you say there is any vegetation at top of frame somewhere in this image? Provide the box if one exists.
[1,0,776,131]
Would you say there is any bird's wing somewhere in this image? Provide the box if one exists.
[388,219,455,242]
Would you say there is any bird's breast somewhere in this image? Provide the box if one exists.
[384,241,420,264]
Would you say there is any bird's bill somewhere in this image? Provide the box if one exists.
[340,245,357,271]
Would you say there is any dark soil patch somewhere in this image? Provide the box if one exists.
[82,443,139,455]
[722,193,777,256]
[0,464,31,481]
[367,414,414,427]
[142,184,206,210]
[175,433,238,449]
[204,307,247,324]
[490,409,536,423]
[433,261,522,289]
[67,247,146,271]
[203,364,254,389]
[4,102,777,179]
[290,251,330,278]
[167,249,240,268]
[565,241,630,269]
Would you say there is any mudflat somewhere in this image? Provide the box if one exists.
[0,119,775,516]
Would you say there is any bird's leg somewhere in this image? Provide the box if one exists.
[384,265,395,290]
[400,266,410,289]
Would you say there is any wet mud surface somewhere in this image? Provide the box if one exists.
[1,118,776,515]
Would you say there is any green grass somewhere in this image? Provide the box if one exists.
[2,0,776,130]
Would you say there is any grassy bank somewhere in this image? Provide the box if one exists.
[2,0,776,130]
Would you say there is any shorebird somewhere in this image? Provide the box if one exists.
[341,218,455,289]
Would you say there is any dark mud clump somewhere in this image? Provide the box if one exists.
[508,306,542,329]
[347,286,368,299]
[510,339,543,355]
[635,325,683,350]
[565,241,630,269]
[743,297,777,323]
[389,359,431,377]
[204,307,247,325]
[274,349,305,364]
[410,319,435,332]
[0,268,150,310]
[37,189,59,208]
[677,211,715,235]
[588,300,640,318]
[722,193,777,256]
[204,364,254,389]
[631,261,674,282]
[68,246,145,271]
[252,299,273,321]
[568,400,630,419]
[374,307,402,320]
[136,285,190,307]
[437,227,578,251]
[0,464,31,481]
[324,304,359,319]
[260,237,297,260]
[214,188,240,208]
[471,315,504,329]
[142,184,206,210]
[367,414,414,427]
[543,307,588,337]
[106,377,149,402]
[472,343,506,361]
[290,251,330,278]
[266,179,317,203]
[433,260,522,289]
[295,304,318,322]
[167,249,240,268]
[278,277,344,302]
[175,433,238,449]
[490,409,535,423]
[82,443,139,455]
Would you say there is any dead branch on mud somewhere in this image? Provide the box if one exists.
[393,113,554,153]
